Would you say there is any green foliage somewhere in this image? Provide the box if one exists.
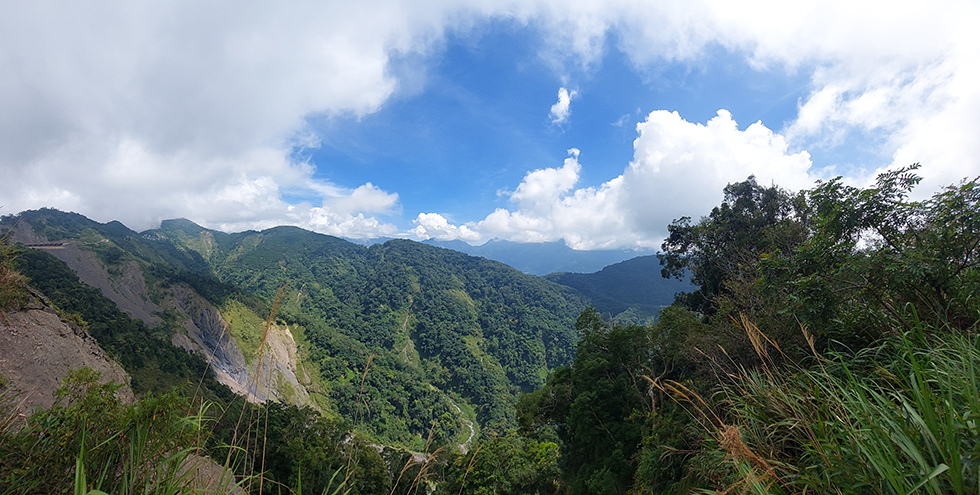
[759,164,980,345]
[0,234,29,312]
[221,297,266,360]
[519,314,670,495]
[659,176,808,316]
[439,433,562,494]
[13,248,233,401]
[243,403,388,495]
[0,369,206,495]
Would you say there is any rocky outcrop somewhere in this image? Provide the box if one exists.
[22,241,162,328]
[0,296,135,415]
[168,284,310,406]
[8,221,311,408]
[168,284,252,398]
[248,319,311,406]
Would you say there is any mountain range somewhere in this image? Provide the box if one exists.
[0,208,686,450]
[421,239,657,275]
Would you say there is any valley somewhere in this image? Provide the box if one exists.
[0,209,678,452]
[5,169,973,495]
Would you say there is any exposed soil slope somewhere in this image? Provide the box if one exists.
[7,221,311,408]
[0,294,135,414]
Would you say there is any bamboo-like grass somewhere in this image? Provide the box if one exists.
[657,310,980,494]
[0,243,449,494]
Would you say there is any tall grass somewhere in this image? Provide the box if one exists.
[0,234,29,317]
[0,368,234,495]
[659,314,980,494]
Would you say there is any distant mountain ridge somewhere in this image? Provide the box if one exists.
[2,209,591,449]
[422,238,656,275]
[545,255,693,323]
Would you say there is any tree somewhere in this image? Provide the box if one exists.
[659,176,808,317]
[760,164,980,343]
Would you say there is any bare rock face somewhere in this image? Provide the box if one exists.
[8,222,311,408]
[167,284,252,399]
[168,284,311,406]
[35,243,162,328]
[0,302,135,415]
[247,320,312,406]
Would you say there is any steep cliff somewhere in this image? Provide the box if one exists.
[0,292,134,414]
[167,284,310,405]
[4,218,312,408]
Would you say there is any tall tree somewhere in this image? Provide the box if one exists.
[659,176,808,317]
[760,164,980,343]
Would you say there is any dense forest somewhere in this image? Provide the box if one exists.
[545,255,692,323]
[0,209,599,446]
[2,163,979,494]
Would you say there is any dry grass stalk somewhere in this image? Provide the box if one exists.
[655,379,724,430]
[408,447,444,495]
[356,353,375,424]
[456,444,483,495]
[656,315,796,494]
[800,323,819,359]
[718,424,775,478]
[732,313,784,367]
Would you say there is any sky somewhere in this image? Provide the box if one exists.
[1,1,977,250]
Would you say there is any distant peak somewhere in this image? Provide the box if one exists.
[159,218,206,234]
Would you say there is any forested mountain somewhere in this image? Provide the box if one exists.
[149,219,589,428]
[545,255,693,322]
[423,238,655,275]
[6,165,978,495]
[1,209,589,448]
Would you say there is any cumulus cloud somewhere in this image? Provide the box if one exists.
[0,1,443,236]
[1,0,975,246]
[622,110,816,237]
[549,87,577,124]
[410,213,482,242]
[422,110,816,249]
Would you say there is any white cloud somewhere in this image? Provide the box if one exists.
[410,212,482,242]
[622,110,816,237]
[0,1,976,246]
[511,149,581,210]
[422,110,816,249]
[323,183,400,216]
[549,87,577,124]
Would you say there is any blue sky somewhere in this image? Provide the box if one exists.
[308,29,816,222]
[2,2,976,249]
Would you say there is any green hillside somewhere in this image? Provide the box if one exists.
[150,222,588,431]
[545,255,693,322]
[2,209,590,448]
